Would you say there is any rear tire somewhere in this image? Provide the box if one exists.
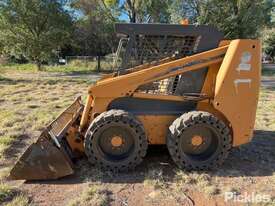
[84,109,148,171]
[167,111,232,170]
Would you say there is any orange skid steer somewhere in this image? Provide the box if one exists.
[9,23,261,180]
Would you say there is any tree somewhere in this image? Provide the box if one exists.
[122,0,145,23]
[201,0,267,39]
[121,0,171,23]
[262,0,275,28]
[169,0,203,24]
[0,0,73,70]
[143,0,171,23]
[264,29,275,62]
[71,0,119,70]
[168,0,267,39]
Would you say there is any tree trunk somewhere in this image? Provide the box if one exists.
[36,61,42,71]
[97,55,101,72]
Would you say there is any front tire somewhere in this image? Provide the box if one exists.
[167,111,232,170]
[84,110,148,171]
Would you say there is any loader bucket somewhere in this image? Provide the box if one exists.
[9,97,83,180]
[9,136,74,180]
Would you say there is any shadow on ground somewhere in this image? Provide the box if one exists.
[25,129,275,186]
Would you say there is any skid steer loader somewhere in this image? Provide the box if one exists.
[9,23,261,180]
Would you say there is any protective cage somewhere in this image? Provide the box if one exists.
[115,23,224,95]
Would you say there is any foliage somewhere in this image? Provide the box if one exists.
[263,29,275,62]
[121,0,171,23]
[71,0,119,57]
[263,0,275,28]
[0,0,73,70]
[201,0,266,39]
[169,0,202,24]
[168,0,271,39]
[142,0,172,23]
[0,0,274,69]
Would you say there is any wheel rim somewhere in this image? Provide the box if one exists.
[97,125,135,161]
[180,123,220,161]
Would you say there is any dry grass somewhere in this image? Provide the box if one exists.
[144,167,166,190]
[0,183,31,206]
[255,87,275,130]
[0,183,16,202]
[174,170,220,196]
[143,167,202,204]
[0,73,92,156]
[67,184,110,206]
[0,167,11,180]
[4,195,30,206]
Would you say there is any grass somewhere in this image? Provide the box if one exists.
[173,170,220,197]
[224,186,241,195]
[5,195,30,206]
[0,71,92,163]
[255,87,275,130]
[0,183,30,206]
[68,185,110,206]
[0,70,93,205]
[262,68,275,76]
[144,168,166,190]
[143,167,211,204]
[0,183,16,202]
[0,167,11,180]
[0,62,113,73]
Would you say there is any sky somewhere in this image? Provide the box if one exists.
[119,13,128,21]
[118,0,129,21]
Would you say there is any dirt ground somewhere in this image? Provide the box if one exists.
[0,70,275,206]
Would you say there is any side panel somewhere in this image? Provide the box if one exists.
[137,115,177,144]
[108,97,196,115]
[197,62,231,125]
[213,40,261,146]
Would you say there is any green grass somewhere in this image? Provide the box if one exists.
[262,68,275,76]
[0,63,94,73]
[0,75,13,82]
[0,136,15,146]
[0,62,113,73]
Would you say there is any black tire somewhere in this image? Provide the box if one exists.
[84,109,148,171]
[167,111,232,170]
